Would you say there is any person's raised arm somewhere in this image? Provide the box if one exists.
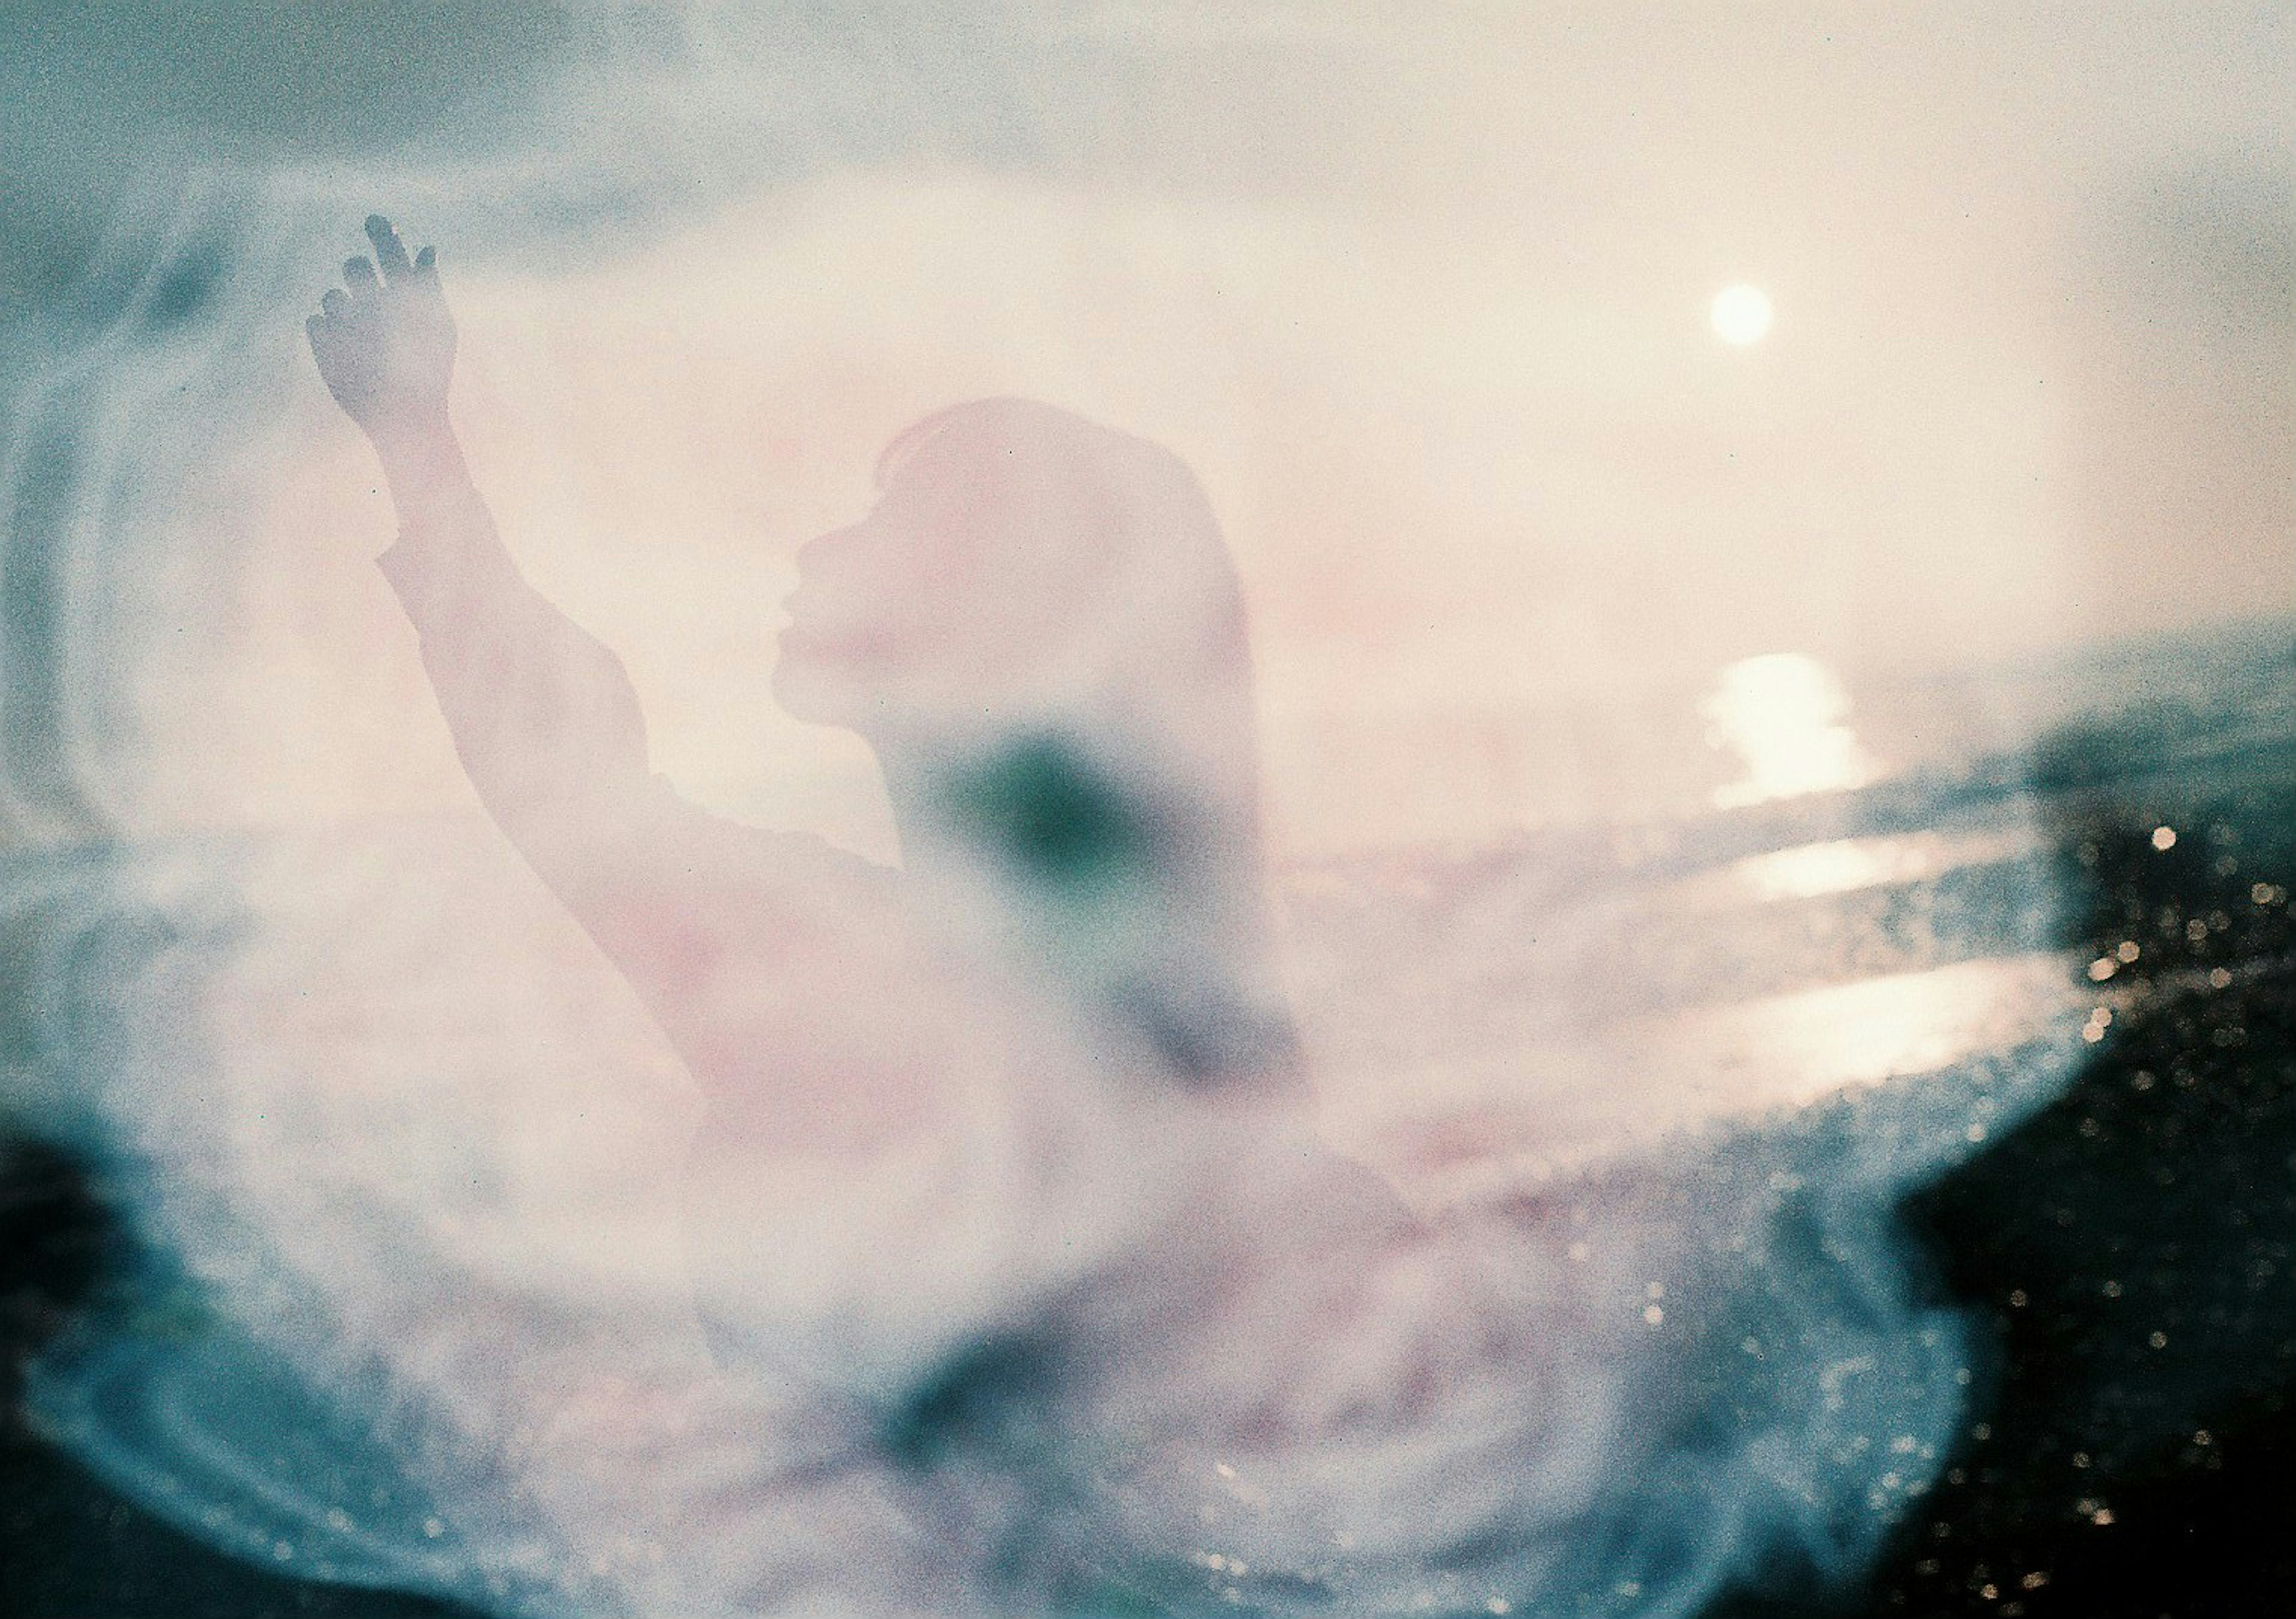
[301,213,877,1069]
[307,218,933,1161]
[307,216,655,847]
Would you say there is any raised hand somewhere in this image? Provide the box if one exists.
[307,216,457,449]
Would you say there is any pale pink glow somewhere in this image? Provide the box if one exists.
[164,204,2038,1613]
[16,8,2279,1614]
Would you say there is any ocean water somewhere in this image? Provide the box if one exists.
[5,620,2287,1617]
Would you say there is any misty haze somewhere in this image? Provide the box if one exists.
[2,7,2290,1619]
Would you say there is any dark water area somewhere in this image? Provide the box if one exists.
[0,1136,481,1619]
[1863,655,2296,1618]
[2,624,2290,1618]
[1728,629,2296,1618]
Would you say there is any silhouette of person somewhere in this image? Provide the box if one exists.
[309,218,1596,1618]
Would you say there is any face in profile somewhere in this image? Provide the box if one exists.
[771,404,1129,742]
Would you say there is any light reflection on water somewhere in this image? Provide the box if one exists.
[1304,785,2075,1198]
[1703,653,1882,810]
[1326,950,2081,1211]
[1679,951,2078,1102]
[1701,826,2041,905]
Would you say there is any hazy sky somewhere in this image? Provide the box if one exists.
[4,2,2289,850]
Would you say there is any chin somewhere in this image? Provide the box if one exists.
[771,642,880,734]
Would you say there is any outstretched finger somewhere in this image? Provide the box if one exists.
[365,214,413,280]
[320,288,350,318]
[414,244,436,277]
[344,256,378,294]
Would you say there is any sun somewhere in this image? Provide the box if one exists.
[1711,283,1773,346]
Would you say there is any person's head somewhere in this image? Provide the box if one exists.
[775,399,1296,1088]
[778,401,1245,752]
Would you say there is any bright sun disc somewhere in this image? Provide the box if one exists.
[1711,284,1773,346]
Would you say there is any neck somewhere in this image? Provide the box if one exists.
[868,726,1304,1096]
[874,737,976,882]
